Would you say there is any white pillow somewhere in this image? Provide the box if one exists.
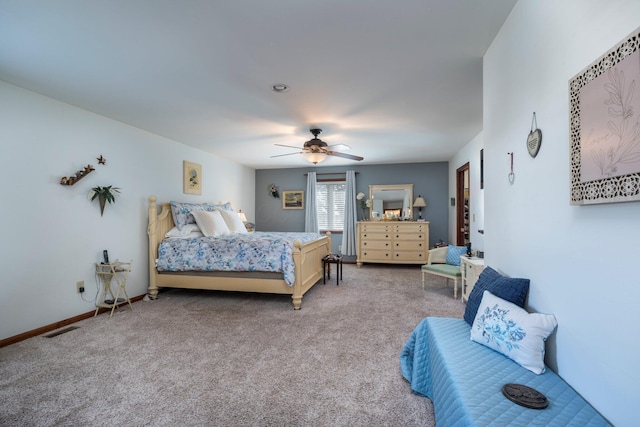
[165,224,201,238]
[470,290,557,374]
[191,210,231,237]
[217,209,248,234]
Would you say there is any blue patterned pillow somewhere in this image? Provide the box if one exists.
[170,202,212,230]
[463,266,530,325]
[471,291,557,374]
[170,201,233,230]
[445,245,467,266]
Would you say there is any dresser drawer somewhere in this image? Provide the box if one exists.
[361,250,392,261]
[362,240,392,250]
[393,251,426,262]
[394,240,426,251]
[360,223,392,233]
[394,233,426,241]
[393,223,427,233]
[361,232,391,240]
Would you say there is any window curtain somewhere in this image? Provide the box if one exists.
[341,170,357,256]
[305,172,318,232]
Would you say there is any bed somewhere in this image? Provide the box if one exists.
[147,196,331,309]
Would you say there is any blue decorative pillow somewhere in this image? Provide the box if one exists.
[471,290,557,374]
[445,245,467,266]
[463,266,530,325]
[170,201,233,230]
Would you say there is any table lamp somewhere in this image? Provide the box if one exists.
[414,196,426,220]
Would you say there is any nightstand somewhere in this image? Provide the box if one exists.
[94,261,133,317]
[460,256,485,303]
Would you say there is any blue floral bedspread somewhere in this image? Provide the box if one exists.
[156,232,323,286]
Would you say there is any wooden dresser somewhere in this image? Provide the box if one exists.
[357,221,429,266]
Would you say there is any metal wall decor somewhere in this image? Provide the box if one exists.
[569,26,640,205]
[508,152,515,185]
[527,113,542,158]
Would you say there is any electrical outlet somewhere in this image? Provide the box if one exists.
[76,281,85,293]
[338,245,342,253]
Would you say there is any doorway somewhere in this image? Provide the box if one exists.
[456,163,470,246]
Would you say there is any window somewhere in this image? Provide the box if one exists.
[316,181,346,231]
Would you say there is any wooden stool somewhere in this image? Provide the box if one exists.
[322,254,343,285]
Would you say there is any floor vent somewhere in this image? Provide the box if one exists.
[44,326,79,338]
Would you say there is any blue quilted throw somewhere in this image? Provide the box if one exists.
[400,318,611,426]
[157,231,322,286]
[400,318,435,398]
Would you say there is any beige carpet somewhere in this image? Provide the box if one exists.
[0,264,465,427]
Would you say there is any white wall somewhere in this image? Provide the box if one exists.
[0,81,255,341]
[449,131,485,250]
[483,1,640,425]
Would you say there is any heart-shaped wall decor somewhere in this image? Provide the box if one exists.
[527,128,542,158]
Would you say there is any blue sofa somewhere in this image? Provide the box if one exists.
[400,317,611,426]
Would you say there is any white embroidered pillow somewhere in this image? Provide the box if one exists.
[191,210,230,237]
[217,209,247,234]
[470,290,557,374]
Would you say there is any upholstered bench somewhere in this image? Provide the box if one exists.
[402,266,610,426]
[421,246,466,298]
[400,317,610,426]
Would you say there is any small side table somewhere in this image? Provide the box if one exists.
[460,256,485,303]
[94,261,133,317]
[322,254,343,286]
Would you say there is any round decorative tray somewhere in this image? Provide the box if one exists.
[501,383,548,409]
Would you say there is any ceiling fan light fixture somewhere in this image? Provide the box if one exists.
[303,152,327,165]
[271,83,289,93]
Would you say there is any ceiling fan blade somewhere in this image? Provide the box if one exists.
[275,143,303,150]
[270,151,303,158]
[327,144,351,151]
[327,151,364,161]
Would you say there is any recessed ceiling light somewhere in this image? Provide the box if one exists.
[272,84,289,93]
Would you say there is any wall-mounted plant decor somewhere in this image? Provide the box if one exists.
[88,185,120,216]
[268,184,279,198]
[570,26,640,205]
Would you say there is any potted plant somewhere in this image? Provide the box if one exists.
[88,185,121,216]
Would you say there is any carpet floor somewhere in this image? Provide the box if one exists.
[0,263,465,427]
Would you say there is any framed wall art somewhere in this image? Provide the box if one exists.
[569,27,640,205]
[282,190,304,209]
[183,161,202,195]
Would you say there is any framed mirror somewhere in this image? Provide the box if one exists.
[369,184,414,220]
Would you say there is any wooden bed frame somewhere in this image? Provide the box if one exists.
[147,196,331,309]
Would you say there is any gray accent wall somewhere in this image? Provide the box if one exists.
[255,162,449,254]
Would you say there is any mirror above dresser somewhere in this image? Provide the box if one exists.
[369,184,414,220]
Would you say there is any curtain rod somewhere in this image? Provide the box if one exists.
[303,172,359,176]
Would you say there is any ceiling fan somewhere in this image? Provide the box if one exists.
[271,129,364,164]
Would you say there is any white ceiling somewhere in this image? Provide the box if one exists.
[0,0,516,169]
